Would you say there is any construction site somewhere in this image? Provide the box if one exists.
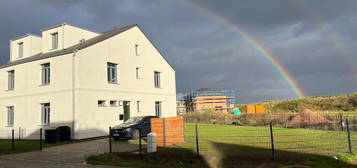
[182,88,235,113]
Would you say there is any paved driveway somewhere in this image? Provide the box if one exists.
[0,139,138,168]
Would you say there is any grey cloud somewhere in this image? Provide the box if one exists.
[0,0,356,104]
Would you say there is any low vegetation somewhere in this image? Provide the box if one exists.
[261,92,357,113]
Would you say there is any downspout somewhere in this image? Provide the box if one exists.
[72,49,78,139]
[62,24,65,49]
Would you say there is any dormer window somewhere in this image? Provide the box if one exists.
[18,42,23,58]
[51,32,58,50]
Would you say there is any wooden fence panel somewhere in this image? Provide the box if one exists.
[151,116,184,147]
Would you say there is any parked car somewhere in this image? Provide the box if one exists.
[110,116,158,140]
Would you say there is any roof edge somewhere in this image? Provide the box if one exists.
[41,23,99,34]
[10,34,41,41]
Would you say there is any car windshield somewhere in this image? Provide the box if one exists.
[124,117,143,124]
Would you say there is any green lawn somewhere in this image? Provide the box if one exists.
[0,140,71,155]
[87,123,357,168]
[172,123,356,157]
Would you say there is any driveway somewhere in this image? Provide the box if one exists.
[0,138,140,168]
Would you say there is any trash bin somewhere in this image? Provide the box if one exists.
[45,129,57,143]
[56,126,71,141]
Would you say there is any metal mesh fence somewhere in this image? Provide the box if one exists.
[108,114,357,161]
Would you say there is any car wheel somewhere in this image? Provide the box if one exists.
[132,129,140,140]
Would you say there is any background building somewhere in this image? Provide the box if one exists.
[183,88,235,113]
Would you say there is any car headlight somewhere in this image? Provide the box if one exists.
[125,128,132,132]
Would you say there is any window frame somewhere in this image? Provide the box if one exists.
[18,42,23,58]
[136,67,140,79]
[110,100,118,107]
[135,44,139,56]
[7,70,15,90]
[155,101,161,117]
[7,106,14,127]
[154,71,161,88]
[41,103,50,125]
[137,101,141,112]
[41,63,51,85]
[51,32,58,50]
[98,100,106,107]
[107,62,118,83]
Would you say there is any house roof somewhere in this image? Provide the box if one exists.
[10,34,41,41]
[41,23,99,34]
[0,24,137,69]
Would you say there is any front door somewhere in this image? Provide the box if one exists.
[123,101,130,121]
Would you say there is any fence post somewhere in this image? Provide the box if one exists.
[40,128,43,151]
[269,122,275,160]
[11,129,15,151]
[346,118,352,153]
[139,129,142,156]
[109,126,112,153]
[224,115,226,125]
[163,118,166,147]
[195,124,200,157]
[18,127,21,141]
[340,114,344,131]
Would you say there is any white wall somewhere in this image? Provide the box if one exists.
[10,35,42,61]
[74,26,176,139]
[0,54,74,139]
[0,24,176,140]
[41,24,99,53]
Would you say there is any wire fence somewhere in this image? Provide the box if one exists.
[108,115,357,161]
[0,128,44,153]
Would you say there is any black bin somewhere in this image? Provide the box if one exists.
[56,126,71,142]
[45,129,57,143]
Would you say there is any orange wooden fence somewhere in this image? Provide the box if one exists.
[151,116,184,147]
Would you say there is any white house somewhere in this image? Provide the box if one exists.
[0,23,176,139]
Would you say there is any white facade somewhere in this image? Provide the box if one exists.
[0,23,176,139]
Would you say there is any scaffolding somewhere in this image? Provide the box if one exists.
[183,89,235,113]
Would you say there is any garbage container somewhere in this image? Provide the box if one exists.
[56,126,71,141]
[45,129,57,143]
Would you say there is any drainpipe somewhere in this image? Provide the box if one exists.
[72,49,78,140]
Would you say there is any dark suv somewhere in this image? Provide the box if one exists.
[110,116,158,140]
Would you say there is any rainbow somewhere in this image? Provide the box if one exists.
[182,0,306,97]
[288,0,357,74]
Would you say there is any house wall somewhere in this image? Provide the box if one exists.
[41,24,99,53]
[0,54,74,139]
[74,26,176,139]
[10,35,42,61]
[0,25,176,140]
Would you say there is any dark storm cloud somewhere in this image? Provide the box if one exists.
[0,0,356,103]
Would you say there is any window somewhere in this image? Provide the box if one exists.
[8,70,14,90]
[135,44,139,56]
[137,101,141,112]
[107,63,117,83]
[18,42,23,58]
[110,100,117,107]
[98,100,106,107]
[155,101,161,117]
[41,103,50,125]
[41,63,50,85]
[51,32,58,50]
[136,67,140,79]
[7,106,14,127]
[154,71,161,88]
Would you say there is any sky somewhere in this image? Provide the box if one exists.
[0,0,356,104]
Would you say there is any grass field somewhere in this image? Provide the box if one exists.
[0,140,71,155]
[87,123,357,168]
[172,123,357,157]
